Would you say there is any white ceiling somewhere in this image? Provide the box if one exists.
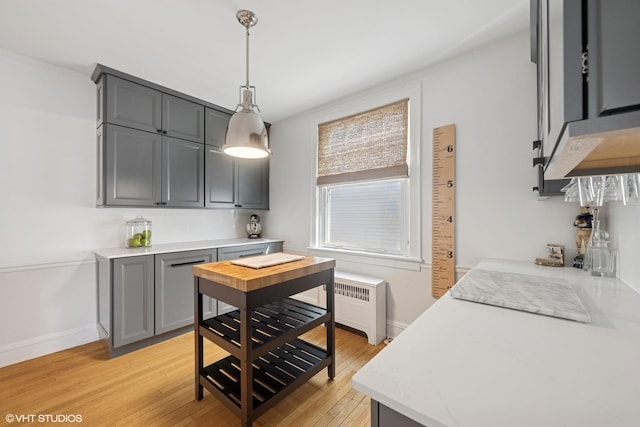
[0,0,530,122]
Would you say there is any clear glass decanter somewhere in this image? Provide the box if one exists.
[584,209,615,276]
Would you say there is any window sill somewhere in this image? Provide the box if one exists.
[307,246,423,271]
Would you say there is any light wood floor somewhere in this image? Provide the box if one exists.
[0,327,385,426]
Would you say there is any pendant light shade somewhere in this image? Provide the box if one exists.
[223,10,271,159]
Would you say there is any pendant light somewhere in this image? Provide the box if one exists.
[223,10,271,159]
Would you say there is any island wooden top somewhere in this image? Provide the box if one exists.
[192,256,335,292]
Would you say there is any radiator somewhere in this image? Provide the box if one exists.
[319,271,387,345]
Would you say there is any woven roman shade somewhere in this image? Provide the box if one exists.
[317,99,409,185]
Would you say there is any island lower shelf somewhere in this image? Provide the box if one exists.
[200,337,331,412]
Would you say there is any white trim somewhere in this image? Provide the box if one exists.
[386,320,410,339]
[0,323,99,368]
[0,257,96,274]
[309,246,422,271]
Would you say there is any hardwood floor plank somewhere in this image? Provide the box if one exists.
[0,326,384,426]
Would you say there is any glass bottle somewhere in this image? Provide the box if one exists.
[585,209,614,276]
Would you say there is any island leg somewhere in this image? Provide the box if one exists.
[327,271,336,379]
[194,277,203,400]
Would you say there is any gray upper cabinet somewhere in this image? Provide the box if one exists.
[101,124,203,207]
[105,75,163,134]
[237,157,269,209]
[205,107,231,148]
[205,146,269,209]
[162,137,205,207]
[532,0,640,181]
[104,124,162,207]
[589,0,640,116]
[102,75,203,143]
[205,146,236,208]
[113,255,155,348]
[93,64,268,208]
[204,108,269,210]
[163,94,205,143]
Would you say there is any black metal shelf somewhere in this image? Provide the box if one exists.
[200,338,330,416]
[194,264,335,426]
[200,298,329,358]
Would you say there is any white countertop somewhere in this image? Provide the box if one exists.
[352,259,640,427]
[94,238,282,259]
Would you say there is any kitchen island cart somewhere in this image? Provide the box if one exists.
[193,255,336,426]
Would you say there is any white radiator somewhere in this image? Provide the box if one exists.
[319,271,387,345]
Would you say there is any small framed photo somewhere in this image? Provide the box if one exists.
[545,243,565,266]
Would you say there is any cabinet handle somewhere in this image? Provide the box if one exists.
[163,130,167,135]
[155,202,162,205]
[157,129,162,133]
[238,252,263,258]
[170,259,206,267]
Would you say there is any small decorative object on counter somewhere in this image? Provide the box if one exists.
[535,243,565,267]
[572,206,593,269]
[246,213,262,239]
[125,215,152,248]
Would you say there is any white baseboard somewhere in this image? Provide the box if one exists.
[0,323,99,368]
[386,320,409,339]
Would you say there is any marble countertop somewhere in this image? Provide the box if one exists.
[94,238,283,259]
[352,259,640,427]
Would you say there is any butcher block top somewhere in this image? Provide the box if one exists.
[192,255,335,292]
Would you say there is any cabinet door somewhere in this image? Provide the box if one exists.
[205,108,231,148]
[205,145,236,208]
[542,0,583,155]
[162,137,205,207]
[155,250,217,334]
[105,124,162,206]
[113,256,155,348]
[237,157,269,209]
[590,0,640,116]
[162,94,205,143]
[106,75,162,133]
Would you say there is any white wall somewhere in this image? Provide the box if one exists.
[265,31,579,334]
[610,204,640,294]
[0,49,254,367]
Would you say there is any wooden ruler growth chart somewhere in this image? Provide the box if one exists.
[432,124,456,298]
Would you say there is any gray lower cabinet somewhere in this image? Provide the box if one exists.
[155,250,217,335]
[99,124,204,207]
[112,255,155,348]
[371,400,424,427]
[216,242,283,314]
[205,145,269,209]
[97,248,222,357]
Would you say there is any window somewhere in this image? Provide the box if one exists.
[316,99,412,258]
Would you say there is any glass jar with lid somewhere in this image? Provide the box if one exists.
[125,215,152,248]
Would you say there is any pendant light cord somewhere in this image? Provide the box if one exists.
[245,26,251,88]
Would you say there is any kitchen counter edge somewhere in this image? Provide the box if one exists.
[94,238,283,259]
